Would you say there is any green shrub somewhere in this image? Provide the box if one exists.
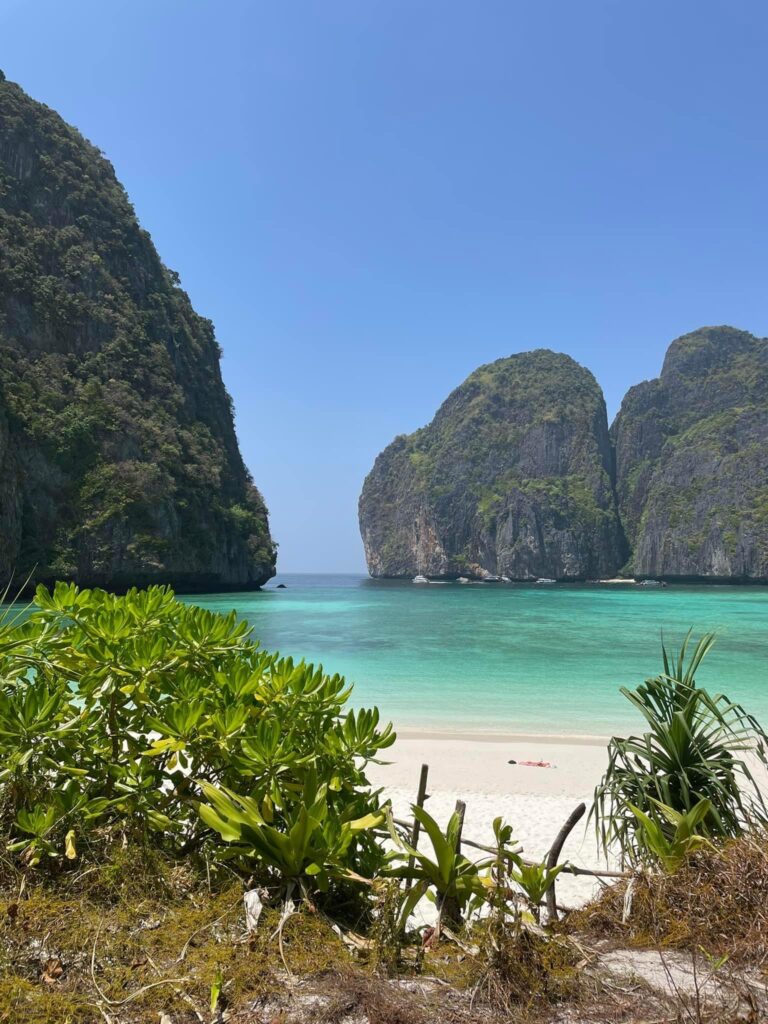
[0,582,394,882]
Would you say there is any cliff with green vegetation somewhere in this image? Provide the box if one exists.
[0,73,275,590]
[612,326,768,581]
[359,350,626,579]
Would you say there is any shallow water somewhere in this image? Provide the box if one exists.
[192,574,768,736]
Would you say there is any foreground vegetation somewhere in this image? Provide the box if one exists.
[1,583,767,1022]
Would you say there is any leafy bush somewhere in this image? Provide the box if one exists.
[628,798,714,873]
[198,772,386,895]
[386,810,560,934]
[508,860,563,921]
[0,582,394,880]
[593,632,768,863]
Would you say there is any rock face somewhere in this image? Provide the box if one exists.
[359,350,626,579]
[0,75,275,591]
[612,326,768,581]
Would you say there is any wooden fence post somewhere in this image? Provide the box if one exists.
[405,763,429,889]
[545,802,586,923]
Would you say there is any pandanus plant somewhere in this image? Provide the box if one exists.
[593,632,768,865]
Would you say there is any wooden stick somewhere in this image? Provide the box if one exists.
[388,814,630,880]
[561,864,630,879]
[405,763,429,890]
[545,802,586,923]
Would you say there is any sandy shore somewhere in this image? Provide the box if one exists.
[368,731,614,908]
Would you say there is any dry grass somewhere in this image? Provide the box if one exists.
[470,928,585,1014]
[572,833,768,967]
[5,838,768,1023]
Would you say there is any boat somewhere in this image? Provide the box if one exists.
[637,579,667,588]
[482,575,502,582]
[457,576,470,584]
[535,578,556,585]
[412,575,429,584]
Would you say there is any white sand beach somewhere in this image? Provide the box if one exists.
[368,731,615,908]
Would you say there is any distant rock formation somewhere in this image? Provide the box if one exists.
[612,326,768,581]
[359,350,627,580]
[361,328,768,584]
[0,74,275,591]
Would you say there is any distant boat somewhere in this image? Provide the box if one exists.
[457,576,470,584]
[501,575,511,583]
[482,575,502,583]
[412,574,429,584]
[638,579,667,588]
[535,578,556,585]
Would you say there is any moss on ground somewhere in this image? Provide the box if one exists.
[0,851,356,1023]
[0,853,595,1024]
[6,838,766,1022]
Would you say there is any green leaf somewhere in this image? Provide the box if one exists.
[199,803,243,843]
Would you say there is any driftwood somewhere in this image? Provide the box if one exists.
[546,802,586,922]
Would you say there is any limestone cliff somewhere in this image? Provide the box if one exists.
[612,326,768,581]
[359,350,626,579]
[0,73,275,591]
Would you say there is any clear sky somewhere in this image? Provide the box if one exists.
[2,1,767,572]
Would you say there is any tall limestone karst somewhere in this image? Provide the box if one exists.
[0,73,275,590]
[612,325,768,581]
[359,350,627,580]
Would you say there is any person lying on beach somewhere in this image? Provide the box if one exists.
[508,759,555,768]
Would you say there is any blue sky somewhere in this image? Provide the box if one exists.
[3,1,767,572]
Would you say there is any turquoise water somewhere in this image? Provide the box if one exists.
[193,575,768,736]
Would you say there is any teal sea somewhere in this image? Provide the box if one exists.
[193,575,768,736]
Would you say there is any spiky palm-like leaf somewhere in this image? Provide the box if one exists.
[593,632,768,864]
